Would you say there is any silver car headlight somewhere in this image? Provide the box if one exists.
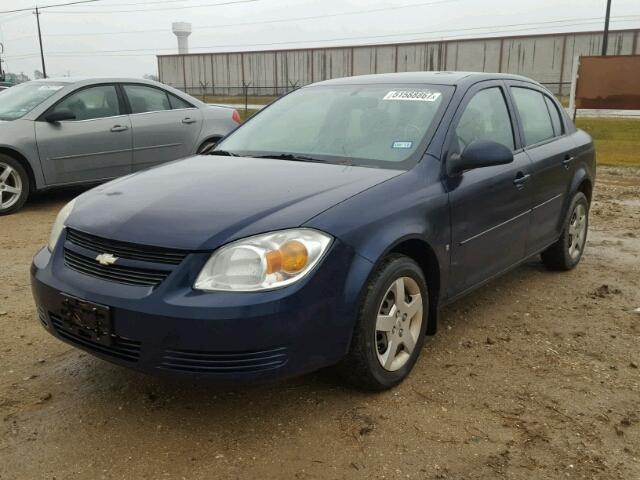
[47,198,76,251]
[194,228,332,292]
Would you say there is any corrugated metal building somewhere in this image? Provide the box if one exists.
[157,28,640,96]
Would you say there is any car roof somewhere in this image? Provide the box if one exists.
[29,77,162,86]
[311,71,539,87]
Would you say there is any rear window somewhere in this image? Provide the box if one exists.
[544,96,564,136]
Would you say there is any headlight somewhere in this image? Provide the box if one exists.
[47,198,76,251]
[194,228,332,292]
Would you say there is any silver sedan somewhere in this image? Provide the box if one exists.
[0,77,240,215]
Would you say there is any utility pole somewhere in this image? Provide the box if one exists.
[0,42,5,82]
[35,6,47,78]
[601,0,612,56]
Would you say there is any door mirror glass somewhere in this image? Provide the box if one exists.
[447,140,514,176]
[45,109,76,123]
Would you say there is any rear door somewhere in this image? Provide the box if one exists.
[35,84,132,185]
[121,84,203,172]
[446,81,533,297]
[507,83,575,254]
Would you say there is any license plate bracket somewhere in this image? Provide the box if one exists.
[58,294,113,346]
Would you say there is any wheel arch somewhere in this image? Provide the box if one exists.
[0,147,36,193]
[196,135,224,154]
[382,236,441,336]
[555,166,593,231]
[576,176,593,205]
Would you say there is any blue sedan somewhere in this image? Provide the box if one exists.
[31,72,595,390]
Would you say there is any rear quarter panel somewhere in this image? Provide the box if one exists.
[195,106,239,152]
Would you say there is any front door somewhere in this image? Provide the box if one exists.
[445,82,533,297]
[35,84,132,185]
[121,84,203,172]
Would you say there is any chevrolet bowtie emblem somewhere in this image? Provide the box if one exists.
[95,253,118,266]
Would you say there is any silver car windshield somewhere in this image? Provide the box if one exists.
[217,83,453,169]
[0,82,67,121]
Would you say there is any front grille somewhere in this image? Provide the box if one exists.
[159,347,288,374]
[64,248,170,287]
[66,229,188,265]
[50,313,141,362]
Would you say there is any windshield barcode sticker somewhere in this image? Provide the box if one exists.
[383,90,441,102]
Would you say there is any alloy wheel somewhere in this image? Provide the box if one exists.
[567,203,587,260]
[375,276,423,371]
[0,162,23,211]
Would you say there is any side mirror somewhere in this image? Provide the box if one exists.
[447,140,514,176]
[45,109,76,123]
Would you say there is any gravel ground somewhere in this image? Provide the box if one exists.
[1,166,639,480]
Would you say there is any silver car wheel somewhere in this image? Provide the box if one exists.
[375,276,423,372]
[0,162,23,211]
[567,203,587,260]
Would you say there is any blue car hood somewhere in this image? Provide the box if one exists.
[67,155,402,250]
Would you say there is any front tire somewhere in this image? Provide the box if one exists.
[0,154,30,216]
[339,254,428,391]
[541,191,589,270]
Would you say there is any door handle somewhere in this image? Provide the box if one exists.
[110,125,129,132]
[513,172,531,188]
[562,154,575,168]
[182,117,197,124]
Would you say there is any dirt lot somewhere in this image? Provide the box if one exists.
[1,166,639,480]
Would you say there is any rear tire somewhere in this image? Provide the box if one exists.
[0,154,30,216]
[197,137,222,155]
[338,254,428,391]
[541,192,589,270]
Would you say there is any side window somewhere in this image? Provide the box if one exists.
[51,85,120,121]
[168,93,193,109]
[511,87,554,146]
[544,95,564,136]
[123,85,171,114]
[455,87,515,151]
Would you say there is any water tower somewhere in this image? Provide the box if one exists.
[172,22,192,54]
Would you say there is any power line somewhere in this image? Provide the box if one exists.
[5,16,639,59]
[46,0,258,14]
[9,0,466,37]
[0,0,102,15]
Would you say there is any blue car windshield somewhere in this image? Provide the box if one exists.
[217,83,453,169]
[0,82,67,121]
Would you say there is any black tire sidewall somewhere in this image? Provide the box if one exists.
[0,154,30,215]
[358,256,429,389]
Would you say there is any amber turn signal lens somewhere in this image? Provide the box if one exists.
[280,240,308,273]
[265,240,309,275]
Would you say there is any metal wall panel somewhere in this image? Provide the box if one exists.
[158,55,185,88]
[243,52,276,95]
[396,44,429,72]
[374,46,396,73]
[157,29,640,98]
[312,48,352,82]
[447,39,501,72]
[352,46,375,76]
[501,36,564,84]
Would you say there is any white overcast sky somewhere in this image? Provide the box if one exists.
[0,0,638,78]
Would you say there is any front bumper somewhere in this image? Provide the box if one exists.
[30,236,374,384]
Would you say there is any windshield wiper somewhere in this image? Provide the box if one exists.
[209,149,239,156]
[253,153,326,163]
